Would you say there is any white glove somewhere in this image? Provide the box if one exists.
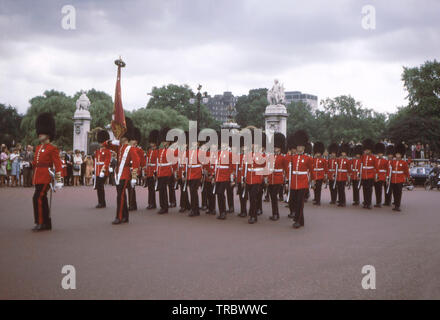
[99,171,105,178]
[131,179,137,188]
[109,167,114,173]
[54,181,64,191]
[92,174,96,180]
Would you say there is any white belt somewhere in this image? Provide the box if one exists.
[158,163,172,167]
[363,166,374,169]
[291,171,308,175]
[392,171,403,174]
[188,165,201,168]
[328,169,335,172]
[96,162,105,165]
[217,165,229,169]
[313,168,324,171]
[352,169,359,171]
[272,169,283,172]
[378,170,386,173]
[248,168,263,172]
[147,163,156,167]
[338,169,347,172]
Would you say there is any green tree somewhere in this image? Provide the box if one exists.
[235,88,268,128]
[402,60,440,118]
[0,103,23,147]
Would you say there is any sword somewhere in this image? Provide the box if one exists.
[241,161,248,198]
[183,158,188,192]
[212,159,218,194]
[357,163,363,190]
[386,164,392,194]
[287,161,292,202]
[333,162,338,189]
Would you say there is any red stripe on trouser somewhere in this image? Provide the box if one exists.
[118,180,128,220]
[38,184,49,225]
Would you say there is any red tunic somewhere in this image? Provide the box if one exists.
[327,158,337,181]
[145,149,158,178]
[32,143,63,185]
[387,160,409,184]
[375,157,388,181]
[312,157,327,181]
[103,142,140,180]
[214,150,232,182]
[350,158,362,181]
[266,153,285,185]
[285,153,313,190]
[94,147,111,176]
[336,157,351,181]
[361,154,377,180]
[187,149,202,180]
[244,152,266,185]
[156,148,174,178]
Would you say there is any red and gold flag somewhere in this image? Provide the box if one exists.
[111,57,127,139]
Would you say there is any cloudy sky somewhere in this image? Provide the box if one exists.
[0,0,439,114]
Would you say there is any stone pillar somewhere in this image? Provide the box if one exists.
[73,93,92,153]
[264,104,288,142]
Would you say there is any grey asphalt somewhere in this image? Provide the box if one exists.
[0,185,439,299]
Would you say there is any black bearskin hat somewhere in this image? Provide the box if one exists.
[97,129,110,144]
[328,142,338,155]
[292,129,309,147]
[305,142,312,155]
[313,141,325,155]
[122,117,134,141]
[133,127,142,143]
[385,144,394,156]
[352,144,363,156]
[148,129,160,145]
[159,127,171,144]
[394,143,406,156]
[362,138,375,152]
[273,132,286,149]
[287,133,296,150]
[339,143,350,156]
[374,142,385,155]
[36,112,56,141]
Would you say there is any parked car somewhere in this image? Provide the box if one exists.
[410,165,432,185]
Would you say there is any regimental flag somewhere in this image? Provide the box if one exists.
[111,57,127,139]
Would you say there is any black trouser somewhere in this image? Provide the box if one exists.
[352,180,360,203]
[329,180,338,202]
[168,175,176,205]
[109,171,115,186]
[337,181,346,205]
[257,183,263,212]
[179,179,191,210]
[215,181,228,214]
[95,176,106,206]
[226,182,234,211]
[237,182,248,214]
[268,184,281,216]
[313,179,323,203]
[189,179,200,214]
[23,167,33,187]
[292,189,306,226]
[362,178,374,206]
[205,181,216,212]
[201,179,208,208]
[66,166,73,186]
[374,180,384,205]
[391,183,403,208]
[288,189,295,214]
[248,184,261,218]
[128,182,137,210]
[33,184,51,227]
[384,182,392,205]
[116,179,129,221]
[278,185,284,201]
[146,176,157,207]
[158,176,169,210]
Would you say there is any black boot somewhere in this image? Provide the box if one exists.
[293,222,301,229]
[248,216,257,224]
[112,218,122,225]
[96,204,106,208]
[269,214,279,221]
[256,209,263,216]
[158,208,168,214]
[238,212,247,217]
[217,212,226,220]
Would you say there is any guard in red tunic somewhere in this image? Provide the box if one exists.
[311,141,327,206]
[383,145,395,206]
[103,117,140,224]
[32,113,63,231]
[214,136,233,220]
[285,130,313,229]
[94,130,111,208]
[327,143,339,204]
[349,145,363,206]
[177,132,191,213]
[373,142,387,208]
[145,130,159,209]
[387,143,410,212]
[203,147,217,215]
[336,143,351,207]
[237,137,248,217]
[285,133,297,218]
[128,127,145,211]
[156,127,175,214]
[361,139,377,209]
[266,132,286,221]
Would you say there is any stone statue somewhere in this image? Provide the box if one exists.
[267,79,285,105]
[76,92,91,111]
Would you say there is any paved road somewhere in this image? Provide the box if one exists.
[0,185,439,299]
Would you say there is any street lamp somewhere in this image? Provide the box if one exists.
[189,84,209,125]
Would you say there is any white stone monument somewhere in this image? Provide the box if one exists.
[73,92,92,153]
[265,79,288,141]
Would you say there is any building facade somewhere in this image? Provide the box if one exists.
[206,91,237,123]
[284,91,318,110]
